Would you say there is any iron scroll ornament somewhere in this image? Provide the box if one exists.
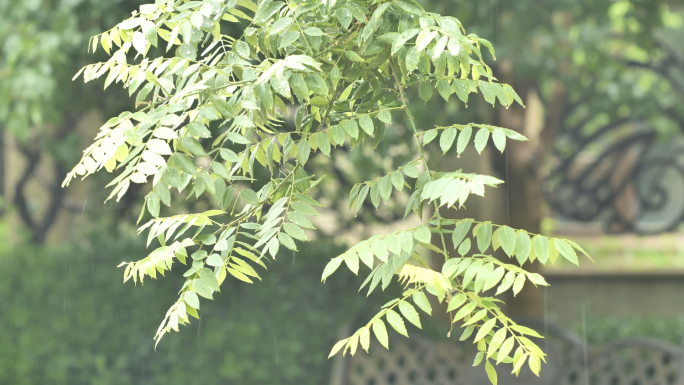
[545,127,684,235]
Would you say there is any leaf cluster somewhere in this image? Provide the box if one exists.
[65,0,589,380]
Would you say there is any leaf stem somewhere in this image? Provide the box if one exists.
[389,59,450,260]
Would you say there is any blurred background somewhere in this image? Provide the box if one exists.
[1,0,684,384]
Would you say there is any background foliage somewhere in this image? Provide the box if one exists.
[2,0,684,383]
[0,225,392,385]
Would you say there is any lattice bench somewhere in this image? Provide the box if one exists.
[330,320,684,385]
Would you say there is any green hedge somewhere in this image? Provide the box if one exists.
[0,227,390,385]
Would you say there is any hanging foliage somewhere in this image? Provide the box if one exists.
[64,0,591,380]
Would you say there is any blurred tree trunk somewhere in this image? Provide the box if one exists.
[498,70,567,317]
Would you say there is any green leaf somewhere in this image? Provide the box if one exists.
[236,40,250,58]
[188,122,210,138]
[385,309,408,337]
[354,185,369,213]
[477,222,492,253]
[412,291,432,315]
[485,360,498,385]
[328,339,348,358]
[342,119,359,139]
[403,164,420,178]
[456,125,472,156]
[549,240,560,264]
[462,311,487,327]
[405,47,420,72]
[390,171,405,191]
[391,29,419,55]
[278,232,297,251]
[419,81,433,103]
[452,301,477,322]
[288,211,315,229]
[360,327,371,352]
[372,319,389,349]
[423,129,438,145]
[379,176,392,202]
[532,235,550,264]
[512,273,525,296]
[172,153,198,175]
[198,233,216,245]
[181,137,206,156]
[344,50,364,62]
[377,110,392,123]
[413,225,431,243]
[279,31,300,49]
[344,252,359,275]
[304,73,328,95]
[147,193,160,218]
[460,325,475,341]
[492,128,506,153]
[462,259,482,288]
[304,27,324,36]
[200,268,221,292]
[497,337,515,364]
[528,356,540,376]
[398,301,421,329]
[142,21,158,47]
[269,16,293,36]
[321,258,342,282]
[498,226,516,257]
[457,238,471,256]
[415,29,436,52]
[359,115,374,135]
[496,271,515,295]
[297,140,310,165]
[396,0,425,14]
[483,266,505,292]
[370,238,389,263]
[440,127,457,154]
[291,201,319,216]
[515,232,532,266]
[527,273,548,286]
[437,79,453,101]
[192,250,208,261]
[478,80,497,106]
[487,327,507,358]
[227,130,251,142]
[358,245,374,269]
[316,132,331,156]
[474,127,490,154]
[240,189,258,205]
[554,239,579,265]
[283,223,307,241]
[475,318,496,342]
[256,82,274,112]
[447,293,467,312]
[184,291,200,309]
[451,220,471,248]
